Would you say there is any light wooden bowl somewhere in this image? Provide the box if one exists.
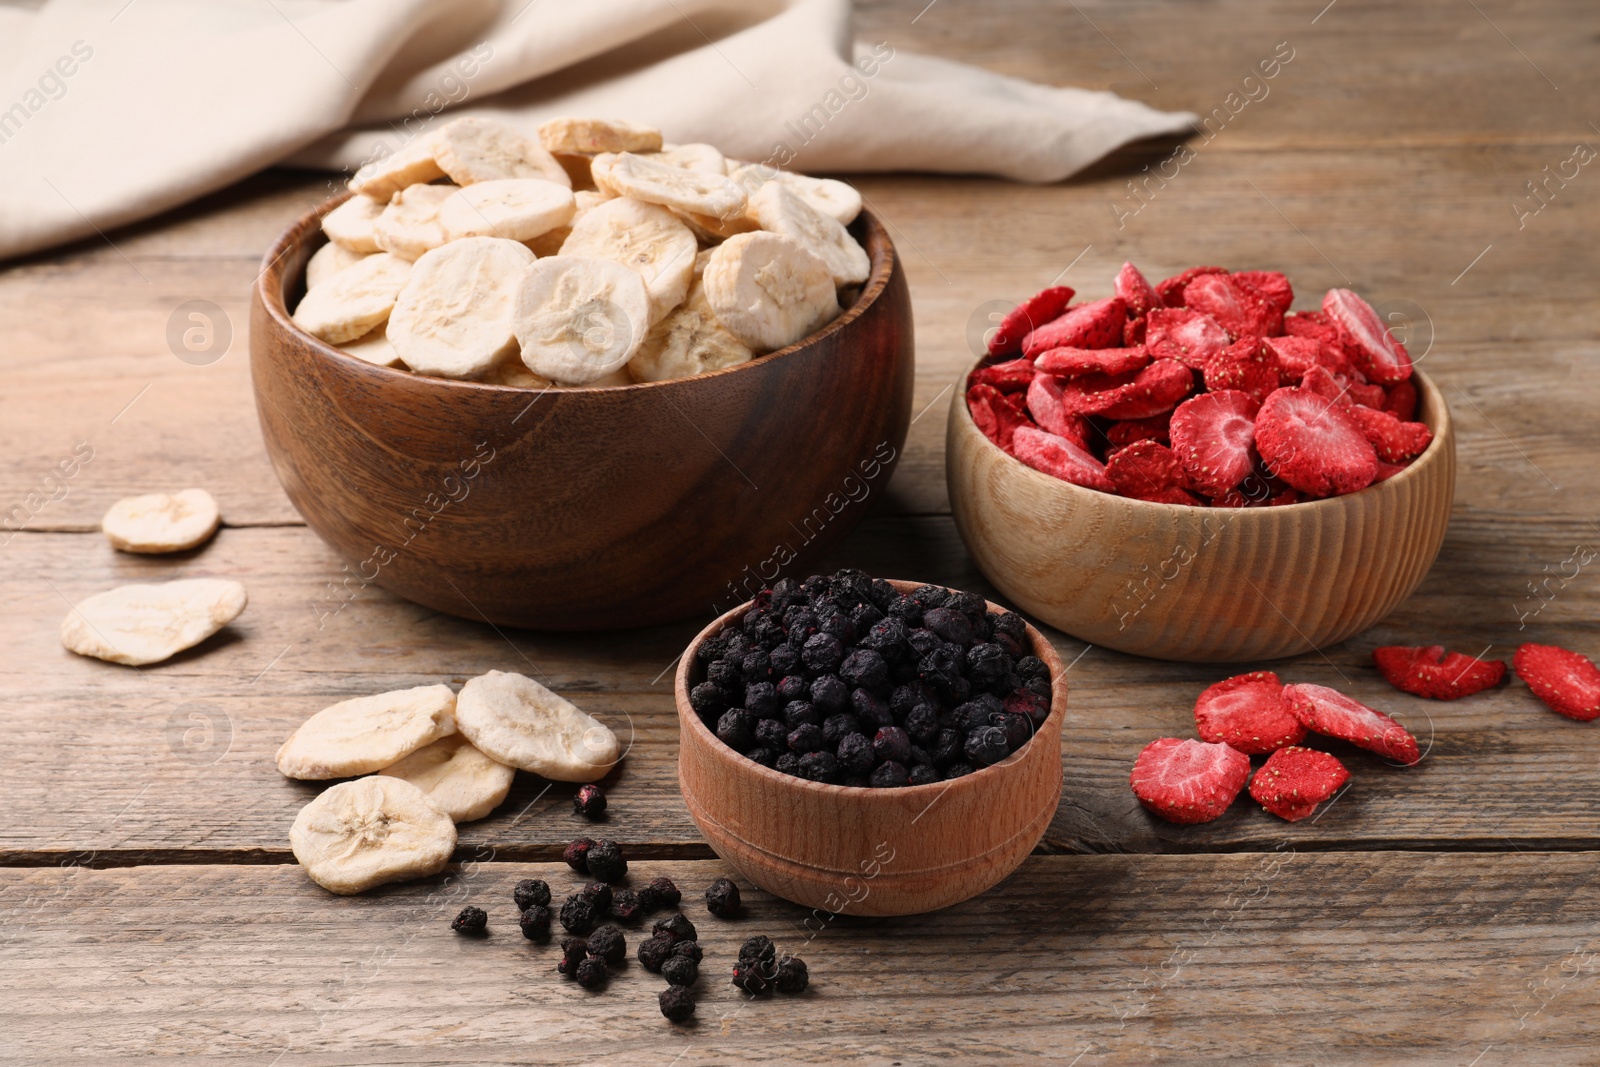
[250,197,913,630]
[675,579,1066,916]
[946,364,1455,662]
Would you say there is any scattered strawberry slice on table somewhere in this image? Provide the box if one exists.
[1169,390,1259,496]
[1009,426,1113,491]
[1022,296,1126,357]
[1282,683,1422,765]
[1129,737,1251,824]
[987,286,1074,356]
[1249,746,1350,822]
[1192,670,1305,754]
[1513,643,1600,721]
[1373,645,1506,700]
[1323,287,1413,385]
[1255,386,1379,496]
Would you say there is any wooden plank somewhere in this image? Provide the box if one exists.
[2,505,1596,861]
[3,852,1598,1064]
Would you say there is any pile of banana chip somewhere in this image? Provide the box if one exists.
[293,116,868,387]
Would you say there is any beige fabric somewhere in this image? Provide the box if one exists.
[0,0,1194,262]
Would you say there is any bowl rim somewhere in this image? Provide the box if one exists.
[673,578,1068,799]
[951,354,1452,512]
[256,191,898,395]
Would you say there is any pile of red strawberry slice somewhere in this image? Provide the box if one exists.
[968,263,1434,505]
[1129,640,1600,826]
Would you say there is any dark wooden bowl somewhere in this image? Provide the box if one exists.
[946,358,1456,661]
[250,197,914,629]
[676,580,1066,916]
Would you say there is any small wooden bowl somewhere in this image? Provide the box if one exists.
[946,363,1456,662]
[250,197,913,629]
[675,579,1066,916]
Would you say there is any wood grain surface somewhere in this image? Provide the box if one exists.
[2,0,1598,1061]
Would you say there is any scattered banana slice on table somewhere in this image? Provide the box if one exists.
[101,488,220,553]
[290,776,457,895]
[60,578,247,666]
[276,683,458,780]
[455,670,621,782]
[378,734,516,823]
[295,114,870,384]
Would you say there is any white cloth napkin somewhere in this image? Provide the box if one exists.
[0,0,1195,261]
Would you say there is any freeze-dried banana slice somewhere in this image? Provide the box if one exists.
[292,252,412,344]
[702,232,840,353]
[439,179,576,242]
[651,142,726,174]
[389,236,536,381]
[606,152,746,219]
[588,152,622,197]
[730,165,862,226]
[101,489,220,554]
[628,281,753,383]
[512,255,652,385]
[348,132,447,200]
[339,321,403,367]
[373,183,456,261]
[321,194,387,254]
[434,117,571,188]
[559,197,695,324]
[290,776,456,895]
[60,578,247,666]
[693,247,714,277]
[455,670,620,782]
[378,734,515,823]
[573,189,611,217]
[748,182,869,286]
[673,207,757,244]
[305,242,368,290]
[276,683,458,780]
[538,117,662,155]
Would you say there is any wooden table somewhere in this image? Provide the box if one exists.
[4,1,1597,1062]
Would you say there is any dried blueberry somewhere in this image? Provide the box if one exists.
[965,725,1010,766]
[909,764,940,785]
[839,648,889,691]
[784,699,820,729]
[696,631,731,666]
[775,955,810,994]
[850,688,894,728]
[560,894,598,935]
[745,745,777,767]
[836,732,875,775]
[738,935,776,965]
[672,940,704,963]
[944,760,976,779]
[689,681,731,720]
[716,708,755,751]
[861,616,909,658]
[851,601,884,632]
[573,783,607,819]
[1006,688,1051,722]
[787,722,825,754]
[931,727,964,767]
[923,607,973,647]
[586,840,627,883]
[705,877,742,918]
[659,985,696,1021]
[907,627,943,656]
[768,643,800,676]
[966,642,1012,689]
[996,711,1033,751]
[809,674,849,713]
[744,681,779,718]
[801,633,844,672]
[904,702,938,742]
[798,750,840,782]
[1025,674,1052,700]
[706,658,741,692]
[513,878,551,911]
[518,904,551,940]
[654,913,698,944]
[582,882,613,913]
[586,924,626,965]
[754,717,788,750]
[821,713,860,746]
[872,726,912,765]
[662,954,700,986]
[638,877,681,911]
[732,958,772,995]
[819,610,856,645]
[775,752,800,776]
[776,673,809,703]
[558,937,589,976]
[563,837,595,874]
[912,584,952,610]
[741,649,772,683]
[574,956,608,990]
[451,906,487,936]
[869,760,909,788]
[609,888,642,923]
[637,933,674,972]
[1015,655,1049,681]
[887,594,924,626]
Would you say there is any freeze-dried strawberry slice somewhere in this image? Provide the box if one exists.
[971,357,1037,392]
[1124,315,1148,346]
[1201,338,1280,402]
[1099,359,1195,419]
[1022,296,1127,357]
[1129,737,1251,825]
[1115,261,1163,319]
[1350,405,1433,462]
[1282,683,1421,764]
[1372,460,1409,483]
[1156,265,1228,308]
[1300,364,1384,409]
[1233,270,1294,317]
[1010,426,1113,491]
[967,383,1034,451]
[1136,486,1205,505]
[1106,411,1173,446]
[1170,390,1259,496]
[1184,272,1282,339]
[1193,670,1304,754]
[1255,387,1379,497]
[1145,308,1230,368]
[1249,747,1350,822]
[1373,645,1506,700]
[1264,335,1347,384]
[1036,345,1151,378]
[1513,643,1600,721]
[1026,375,1091,447]
[1105,439,1187,499]
[987,286,1075,356]
[1384,380,1419,422]
[1323,288,1413,385]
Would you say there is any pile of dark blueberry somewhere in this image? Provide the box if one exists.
[689,569,1053,785]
